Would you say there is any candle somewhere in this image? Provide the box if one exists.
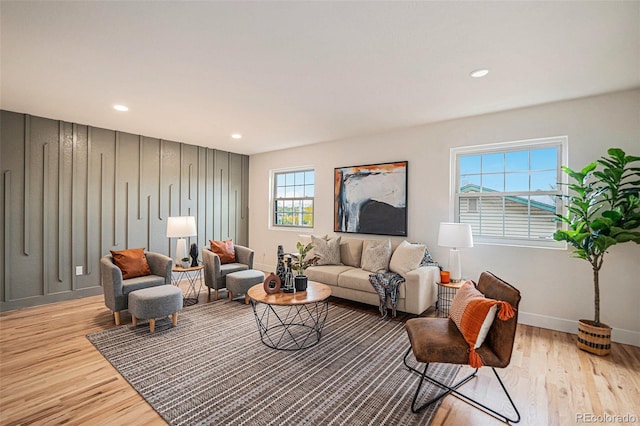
[440,271,450,284]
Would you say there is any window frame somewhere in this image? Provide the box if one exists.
[270,166,315,230]
[449,136,568,249]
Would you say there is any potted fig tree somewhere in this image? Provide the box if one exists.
[291,241,319,291]
[554,148,640,355]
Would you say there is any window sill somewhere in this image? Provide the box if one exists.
[473,236,567,250]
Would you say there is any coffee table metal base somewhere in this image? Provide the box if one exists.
[250,300,329,350]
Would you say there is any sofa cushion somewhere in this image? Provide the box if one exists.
[340,238,363,268]
[306,264,353,286]
[220,262,249,277]
[389,240,426,278]
[312,235,342,265]
[110,248,151,280]
[361,239,392,273]
[338,268,406,299]
[121,275,166,295]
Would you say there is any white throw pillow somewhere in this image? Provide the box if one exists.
[311,235,342,265]
[361,239,392,273]
[389,240,427,278]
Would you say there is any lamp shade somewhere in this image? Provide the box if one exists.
[438,222,474,249]
[166,216,197,238]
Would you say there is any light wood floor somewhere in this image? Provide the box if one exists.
[1,289,639,426]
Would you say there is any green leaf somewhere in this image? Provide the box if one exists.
[568,184,587,197]
[594,235,618,253]
[607,148,626,162]
[581,162,598,176]
[591,217,613,232]
[601,210,622,222]
[597,157,619,169]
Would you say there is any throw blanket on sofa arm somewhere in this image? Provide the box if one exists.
[369,272,405,319]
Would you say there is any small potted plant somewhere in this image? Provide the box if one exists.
[291,241,319,291]
[554,148,640,355]
[181,257,190,269]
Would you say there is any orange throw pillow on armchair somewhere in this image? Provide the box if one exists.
[449,281,515,368]
[110,248,151,279]
[209,239,236,264]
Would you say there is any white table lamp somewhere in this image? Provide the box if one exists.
[438,222,474,282]
[167,216,197,263]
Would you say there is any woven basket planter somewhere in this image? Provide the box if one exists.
[577,319,611,356]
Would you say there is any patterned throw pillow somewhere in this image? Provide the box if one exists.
[449,281,515,368]
[110,248,151,280]
[311,235,342,265]
[305,234,328,260]
[361,239,392,273]
[209,239,236,264]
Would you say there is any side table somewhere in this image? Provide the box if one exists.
[436,281,465,318]
[172,264,204,306]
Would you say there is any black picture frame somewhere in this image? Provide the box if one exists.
[334,161,408,236]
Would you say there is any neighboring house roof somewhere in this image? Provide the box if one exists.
[460,184,556,213]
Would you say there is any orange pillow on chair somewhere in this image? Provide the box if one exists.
[110,248,151,280]
[449,281,515,368]
[209,239,236,264]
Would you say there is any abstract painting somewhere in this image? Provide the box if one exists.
[334,161,408,236]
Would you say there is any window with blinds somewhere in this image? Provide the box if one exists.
[452,136,568,248]
[272,169,315,228]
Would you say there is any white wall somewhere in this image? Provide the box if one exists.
[248,89,640,346]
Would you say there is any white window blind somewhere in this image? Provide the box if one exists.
[451,136,568,248]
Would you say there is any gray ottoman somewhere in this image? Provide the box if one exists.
[128,285,183,333]
[226,269,266,304]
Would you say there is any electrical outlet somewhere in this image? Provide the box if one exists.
[75,266,83,276]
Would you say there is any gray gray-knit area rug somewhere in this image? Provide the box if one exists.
[87,300,460,426]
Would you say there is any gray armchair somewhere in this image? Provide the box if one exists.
[202,244,254,301]
[100,251,173,325]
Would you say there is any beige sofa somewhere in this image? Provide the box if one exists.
[304,237,439,315]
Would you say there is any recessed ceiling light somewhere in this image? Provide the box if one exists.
[470,69,489,78]
[231,133,242,140]
[113,104,129,112]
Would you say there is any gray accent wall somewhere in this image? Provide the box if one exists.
[0,110,249,311]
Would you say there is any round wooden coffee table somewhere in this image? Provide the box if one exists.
[247,280,331,350]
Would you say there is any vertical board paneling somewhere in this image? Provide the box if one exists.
[23,115,30,256]
[42,143,49,295]
[58,122,64,282]
[113,132,119,247]
[138,136,143,220]
[196,147,206,249]
[99,154,105,260]
[215,151,230,241]
[71,124,77,291]
[4,171,11,302]
[0,110,248,311]
[141,137,161,253]
[229,153,243,242]
[86,128,91,275]
[158,140,164,220]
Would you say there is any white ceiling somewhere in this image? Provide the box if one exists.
[1,1,639,155]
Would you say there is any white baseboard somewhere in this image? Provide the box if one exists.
[518,311,640,347]
[255,262,276,274]
[251,263,640,348]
